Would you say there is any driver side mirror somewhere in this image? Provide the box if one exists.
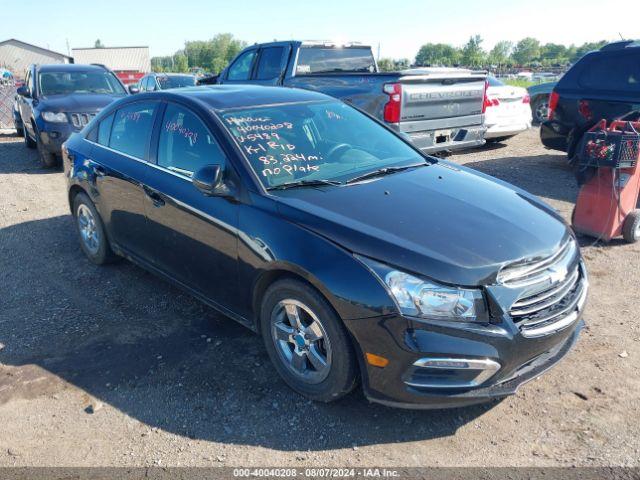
[128,85,140,94]
[193,164,229,196]
[16,86,30,98]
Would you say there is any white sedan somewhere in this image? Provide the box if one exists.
[484,76,532,141]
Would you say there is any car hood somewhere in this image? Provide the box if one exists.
[38,93,125,112]
[275,162,569,286]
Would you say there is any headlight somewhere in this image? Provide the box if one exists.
[356,256,488,322]
[41,111,67,123]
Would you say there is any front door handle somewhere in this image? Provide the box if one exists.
[143,186,165,207]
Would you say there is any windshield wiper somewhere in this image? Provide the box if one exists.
[345,163,428,184]
[267,179,342,191]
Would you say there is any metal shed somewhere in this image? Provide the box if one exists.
[72,46,150,84]
[0,39,73,79]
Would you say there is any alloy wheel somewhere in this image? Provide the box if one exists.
[535,101,550,123]
[270,299,332,384]
[77,204,101,255]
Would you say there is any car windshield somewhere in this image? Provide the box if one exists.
[157,75,196,89]
[220,100,428,189]
[38,71,126,95]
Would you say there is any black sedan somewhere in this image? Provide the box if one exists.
[63,85,588,408]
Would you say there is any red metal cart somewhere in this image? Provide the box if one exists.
[572,120,640,243]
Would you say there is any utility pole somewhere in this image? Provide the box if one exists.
[66,38,70,57]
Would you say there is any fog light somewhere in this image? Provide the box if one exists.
[405,357,500,389]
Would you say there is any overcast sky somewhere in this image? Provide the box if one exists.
[3,0,637,60]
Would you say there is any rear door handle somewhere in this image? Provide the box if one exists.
[143,186,165,207]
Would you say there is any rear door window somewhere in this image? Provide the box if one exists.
[97,113,115,145]
[227,50,257,81]
[256,47,285,80]
[579,54,640,92]
[157,103,226,177]
[109,102,157,159]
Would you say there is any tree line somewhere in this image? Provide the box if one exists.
[151,33,246,74]
[150,34,611,74]
[405,36,610,71]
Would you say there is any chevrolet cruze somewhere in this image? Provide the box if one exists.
[63,85,588,408]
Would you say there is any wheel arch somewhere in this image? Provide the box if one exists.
[251,264,343,335]
[68,184,88,214]
[29,117,38,140]
[531,92,549,104]
[250,264,366,393]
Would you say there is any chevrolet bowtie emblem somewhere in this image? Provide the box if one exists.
[548,265,568,284]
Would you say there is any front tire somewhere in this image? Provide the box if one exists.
[622,210,640,243]
[23,125,36,149]
[36,133,59,168]
[72,192,117,264]
[260,279,358,402]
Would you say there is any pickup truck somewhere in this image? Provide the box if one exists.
[206,41,488,154]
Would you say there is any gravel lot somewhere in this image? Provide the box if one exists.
[0,128,638,468]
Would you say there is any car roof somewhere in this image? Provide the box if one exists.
[600,40,640,52]
[36,63,108,73]
[152,72,195,77]
[149,85,333,111]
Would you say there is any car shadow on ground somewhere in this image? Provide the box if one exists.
[467,140,509,153]
[458,153,579,204]
[0,215,497,451]
[0,137,61,174]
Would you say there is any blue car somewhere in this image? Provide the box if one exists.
[15,63,127,167]
[63,85,587,408]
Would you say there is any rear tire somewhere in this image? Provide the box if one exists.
[532,96,550,124]
[260,279,358,402]
[622,210,640,243]
[72,192,118,264]
[567,131,584,166]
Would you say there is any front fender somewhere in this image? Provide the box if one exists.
[237,193,397,323]
[65,135,99,211]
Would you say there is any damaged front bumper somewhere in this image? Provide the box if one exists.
[343,311,584,409]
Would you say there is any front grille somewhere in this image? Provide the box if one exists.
[499,238,588,338]
[70,112,96,129]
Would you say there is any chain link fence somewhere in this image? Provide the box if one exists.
[0,84,18,131]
